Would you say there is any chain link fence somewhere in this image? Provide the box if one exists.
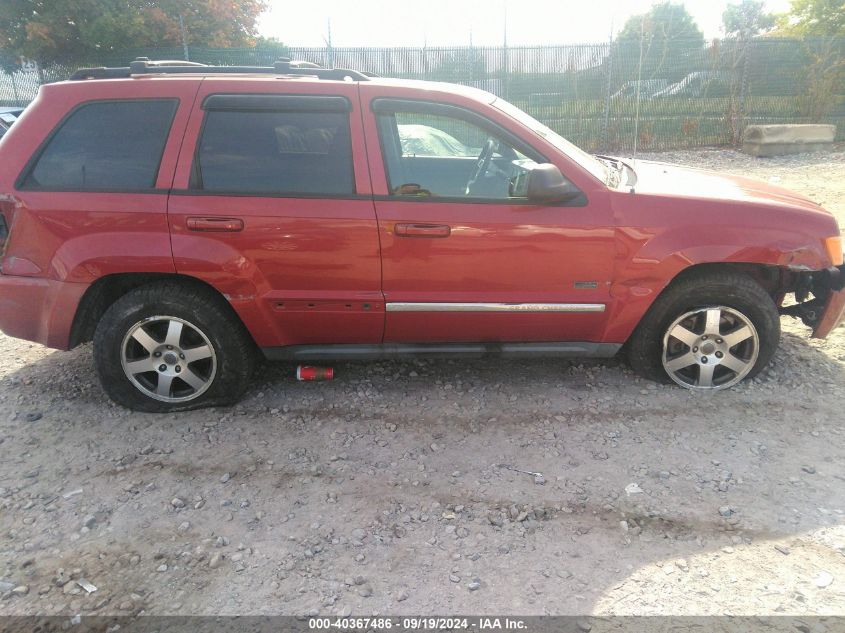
[2,38,843,152]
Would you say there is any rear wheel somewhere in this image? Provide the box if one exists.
[93,281,255,411]
[627,271,780,390]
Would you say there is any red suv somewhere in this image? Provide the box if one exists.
[1,59,843,412]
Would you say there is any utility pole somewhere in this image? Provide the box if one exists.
[503,0,507,48]
[324,18,334,68]
[632,17,645,159]
[179,14,190,61]
[502,0,509,99]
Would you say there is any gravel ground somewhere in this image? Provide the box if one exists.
[1,149,844,618]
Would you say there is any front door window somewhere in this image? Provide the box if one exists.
[377,109,550,201]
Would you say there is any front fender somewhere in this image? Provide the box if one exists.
[603,220,832,343]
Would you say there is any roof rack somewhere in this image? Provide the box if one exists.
[69,57,372,82]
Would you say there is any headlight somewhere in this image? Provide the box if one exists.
[823,235,843,266]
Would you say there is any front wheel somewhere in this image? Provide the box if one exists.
[627,271,781,390]
[93,281,256,412]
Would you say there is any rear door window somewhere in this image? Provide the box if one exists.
[193,98,354,196]
[21,100,177,191]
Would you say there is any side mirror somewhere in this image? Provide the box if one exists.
[527,163,581,203]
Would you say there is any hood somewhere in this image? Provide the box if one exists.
[626,159,826,215]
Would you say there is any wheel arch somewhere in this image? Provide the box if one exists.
[607,260,794,345]
[69,273,259,349]
[662,262,788,300]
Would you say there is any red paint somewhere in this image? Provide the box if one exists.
[0,74,842,351]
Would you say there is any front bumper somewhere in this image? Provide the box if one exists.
[811,264,845,339]
[0,274,88,349]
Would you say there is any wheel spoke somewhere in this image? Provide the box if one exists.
[156,374,175,397]
[669,324,699,347]
[723,325,753,348]
[721,352,751,374]
[125,358,155,375]
[179,368,207,391]
[704,308,722,336]
[131,327,159,353]
[164,320,184,348]
[123,316,217,402]
[697,363,716,387]
[665,352,697,372]
[183,345,213,363]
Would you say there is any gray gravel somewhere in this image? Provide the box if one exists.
[0,149,844,616]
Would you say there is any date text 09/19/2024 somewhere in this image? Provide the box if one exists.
[308,617,529,630]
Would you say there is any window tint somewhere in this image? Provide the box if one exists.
[195,110,354,195]
[23,100,176,190]
[379,111,539,200]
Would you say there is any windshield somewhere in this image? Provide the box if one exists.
[491,98,610,185]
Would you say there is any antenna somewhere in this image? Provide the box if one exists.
[632,17,645,161]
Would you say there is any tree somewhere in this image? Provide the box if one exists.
[613,2,705,85]
[617,2,705,47]
[775,0,845,37]
[723,0,776,38]
[0,0,269,64]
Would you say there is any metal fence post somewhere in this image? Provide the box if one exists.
[739,38,750,146]
[179,15,190,61]
[502,42,509,100]
[11,73,20,106]
[602,37,614,153]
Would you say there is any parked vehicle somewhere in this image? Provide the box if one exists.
[0,59,843,411]
[652,71,731,98]
[0,107,25,140]
[610,79,669,100]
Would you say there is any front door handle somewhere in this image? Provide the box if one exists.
[394,223,451,238]
[186,217,244,232]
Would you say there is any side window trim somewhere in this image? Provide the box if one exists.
[202,94,351,113]
[16,98,179,193]
[375,113,405,189]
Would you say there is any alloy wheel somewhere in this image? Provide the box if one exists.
[661,306,759,390]
[120,316,217,403]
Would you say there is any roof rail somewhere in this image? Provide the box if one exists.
[69,57,371,82]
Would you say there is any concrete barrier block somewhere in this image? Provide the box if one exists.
[743,124,836,157]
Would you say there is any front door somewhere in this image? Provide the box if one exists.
[361,91,615,344]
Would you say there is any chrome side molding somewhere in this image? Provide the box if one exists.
[385,302,606,313]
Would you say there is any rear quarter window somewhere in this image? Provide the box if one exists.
[20,99,177,191]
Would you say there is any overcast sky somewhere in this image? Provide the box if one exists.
[259,0,792,47]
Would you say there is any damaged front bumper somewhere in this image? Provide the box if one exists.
[780,264,845,338]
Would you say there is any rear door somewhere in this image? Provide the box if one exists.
[168,79,383,350]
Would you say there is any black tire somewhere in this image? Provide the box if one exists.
[626,271,781,388]
[93,281,256,412]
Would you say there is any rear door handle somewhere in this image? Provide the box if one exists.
[186,217,244,232]
[394,223,451,238]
